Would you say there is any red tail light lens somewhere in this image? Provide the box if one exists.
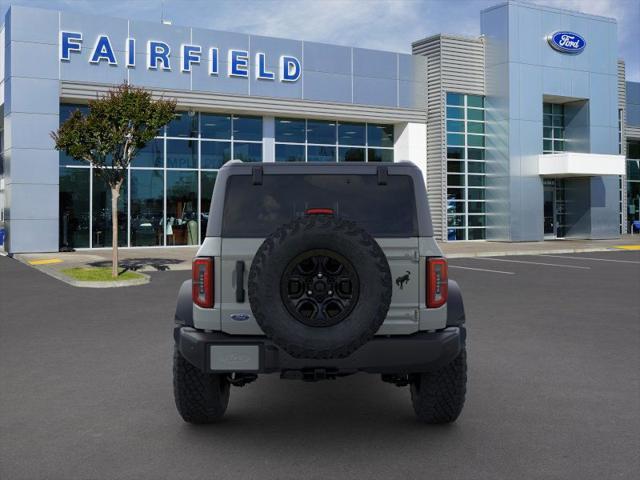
[192,257,214,308]
[427,258,448,308]
[305,208,334,215]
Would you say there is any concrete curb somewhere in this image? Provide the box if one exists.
[444,246,621,259]
[11,255,151,288]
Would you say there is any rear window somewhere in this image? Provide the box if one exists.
[221,174,418,237]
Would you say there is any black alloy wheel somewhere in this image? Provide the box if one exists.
[280,249,360,328]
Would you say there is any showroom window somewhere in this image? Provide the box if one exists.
[543,103,565,154]
[58,104,263,248]
[274,118,394,163]
[445,92,486,241]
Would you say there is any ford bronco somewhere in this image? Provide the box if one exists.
[173,161,467,424]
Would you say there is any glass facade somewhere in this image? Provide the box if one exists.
[274,118,394,163]
[445,92,486,240]
[543,103,565,154]
[58,107,399,248]
[58,104,263,248]
[627,140,640,233]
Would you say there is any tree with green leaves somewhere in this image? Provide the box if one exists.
[52,83,176,278]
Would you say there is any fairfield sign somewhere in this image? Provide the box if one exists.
[59,31,302,82]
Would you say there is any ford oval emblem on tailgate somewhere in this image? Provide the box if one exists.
[230,313,251,321]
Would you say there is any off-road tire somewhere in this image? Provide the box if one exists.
[248,214,392,359]
[410,347,467,424]
[173,345,230,424]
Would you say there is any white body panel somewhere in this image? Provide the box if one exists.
[192,235,447,334]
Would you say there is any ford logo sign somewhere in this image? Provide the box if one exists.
[547,31,586,54]
[230,313,251,321]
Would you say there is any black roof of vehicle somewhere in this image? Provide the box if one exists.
[206,161,433,237]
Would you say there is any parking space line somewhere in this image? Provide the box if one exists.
[449,265,515,275]
[540,254,640,265]
[473,257,591,269]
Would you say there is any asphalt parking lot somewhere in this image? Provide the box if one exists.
[1,250,639,480]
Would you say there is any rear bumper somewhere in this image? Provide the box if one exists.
[175,326,465,375]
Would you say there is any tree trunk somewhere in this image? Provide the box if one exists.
[111,184,121,278]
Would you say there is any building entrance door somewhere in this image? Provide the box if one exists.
[543,178,567,238]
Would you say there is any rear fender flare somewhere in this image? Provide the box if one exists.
[446,279,465,326]
[175,280,193,328]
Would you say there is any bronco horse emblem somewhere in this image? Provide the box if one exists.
[395,271,411,289]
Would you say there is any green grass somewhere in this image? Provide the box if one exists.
[62,267,144,282]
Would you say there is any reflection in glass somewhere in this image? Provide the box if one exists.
[467,134,484,147]
[307,120,336,145]
[201,113,231,139]
[447,188,465,201]
[468,228,486,240]
[467,96,484,108]
[446,93,464,106]
[468,215,486,227]
[307,145,336,162]
[167,139,197,169]
[131,170,164,246]
[167,171,198,245]
[275,118,305,143]
[468,175,485,187]
[447,174,465,186]
[447,161,464,173]
[468,162,485,173]
[276,144,305,162]
[467,109,484,121]
[167,111,198,138]
[201,141,231,169]
[368,148,393,162]
[448,215,465,227]
[446,120,464,133]
[367,124,394,147]
[338,122,365,146]
[92,169,127,247]
[233,142,262,162]
[339,147,365,162]
[468,148,484,160]
[448,229,466,241]
[59,104,90,166]
[467,122,484,134]
[135,138,163,168]
[468,189,485,200]
[468,202,486,214]
[447,133,464,146]
[447,147,464,159]
[59,167,90,248]
[60,103,89,122]
[446,107,464,119]
[200,171,217,241]
[233,115,262,141]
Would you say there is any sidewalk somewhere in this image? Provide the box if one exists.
[440,235,640,258]
[12,236,639,278]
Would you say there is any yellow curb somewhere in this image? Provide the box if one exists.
[29,258,63,265]
[613,245,640,251]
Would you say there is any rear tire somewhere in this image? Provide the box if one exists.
[410,348,467,424]
[173,345,230,424]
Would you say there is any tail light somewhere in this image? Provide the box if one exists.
[192,257,214,308]
[305,208,334,215]
[427,258,448,308]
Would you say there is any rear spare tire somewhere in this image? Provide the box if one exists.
[248,214,391,359]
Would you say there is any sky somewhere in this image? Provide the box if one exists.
[1,0,638,80]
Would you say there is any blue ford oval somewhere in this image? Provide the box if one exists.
[547,31,586,54]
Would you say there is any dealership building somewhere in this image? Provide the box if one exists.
[0,1,639,252]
